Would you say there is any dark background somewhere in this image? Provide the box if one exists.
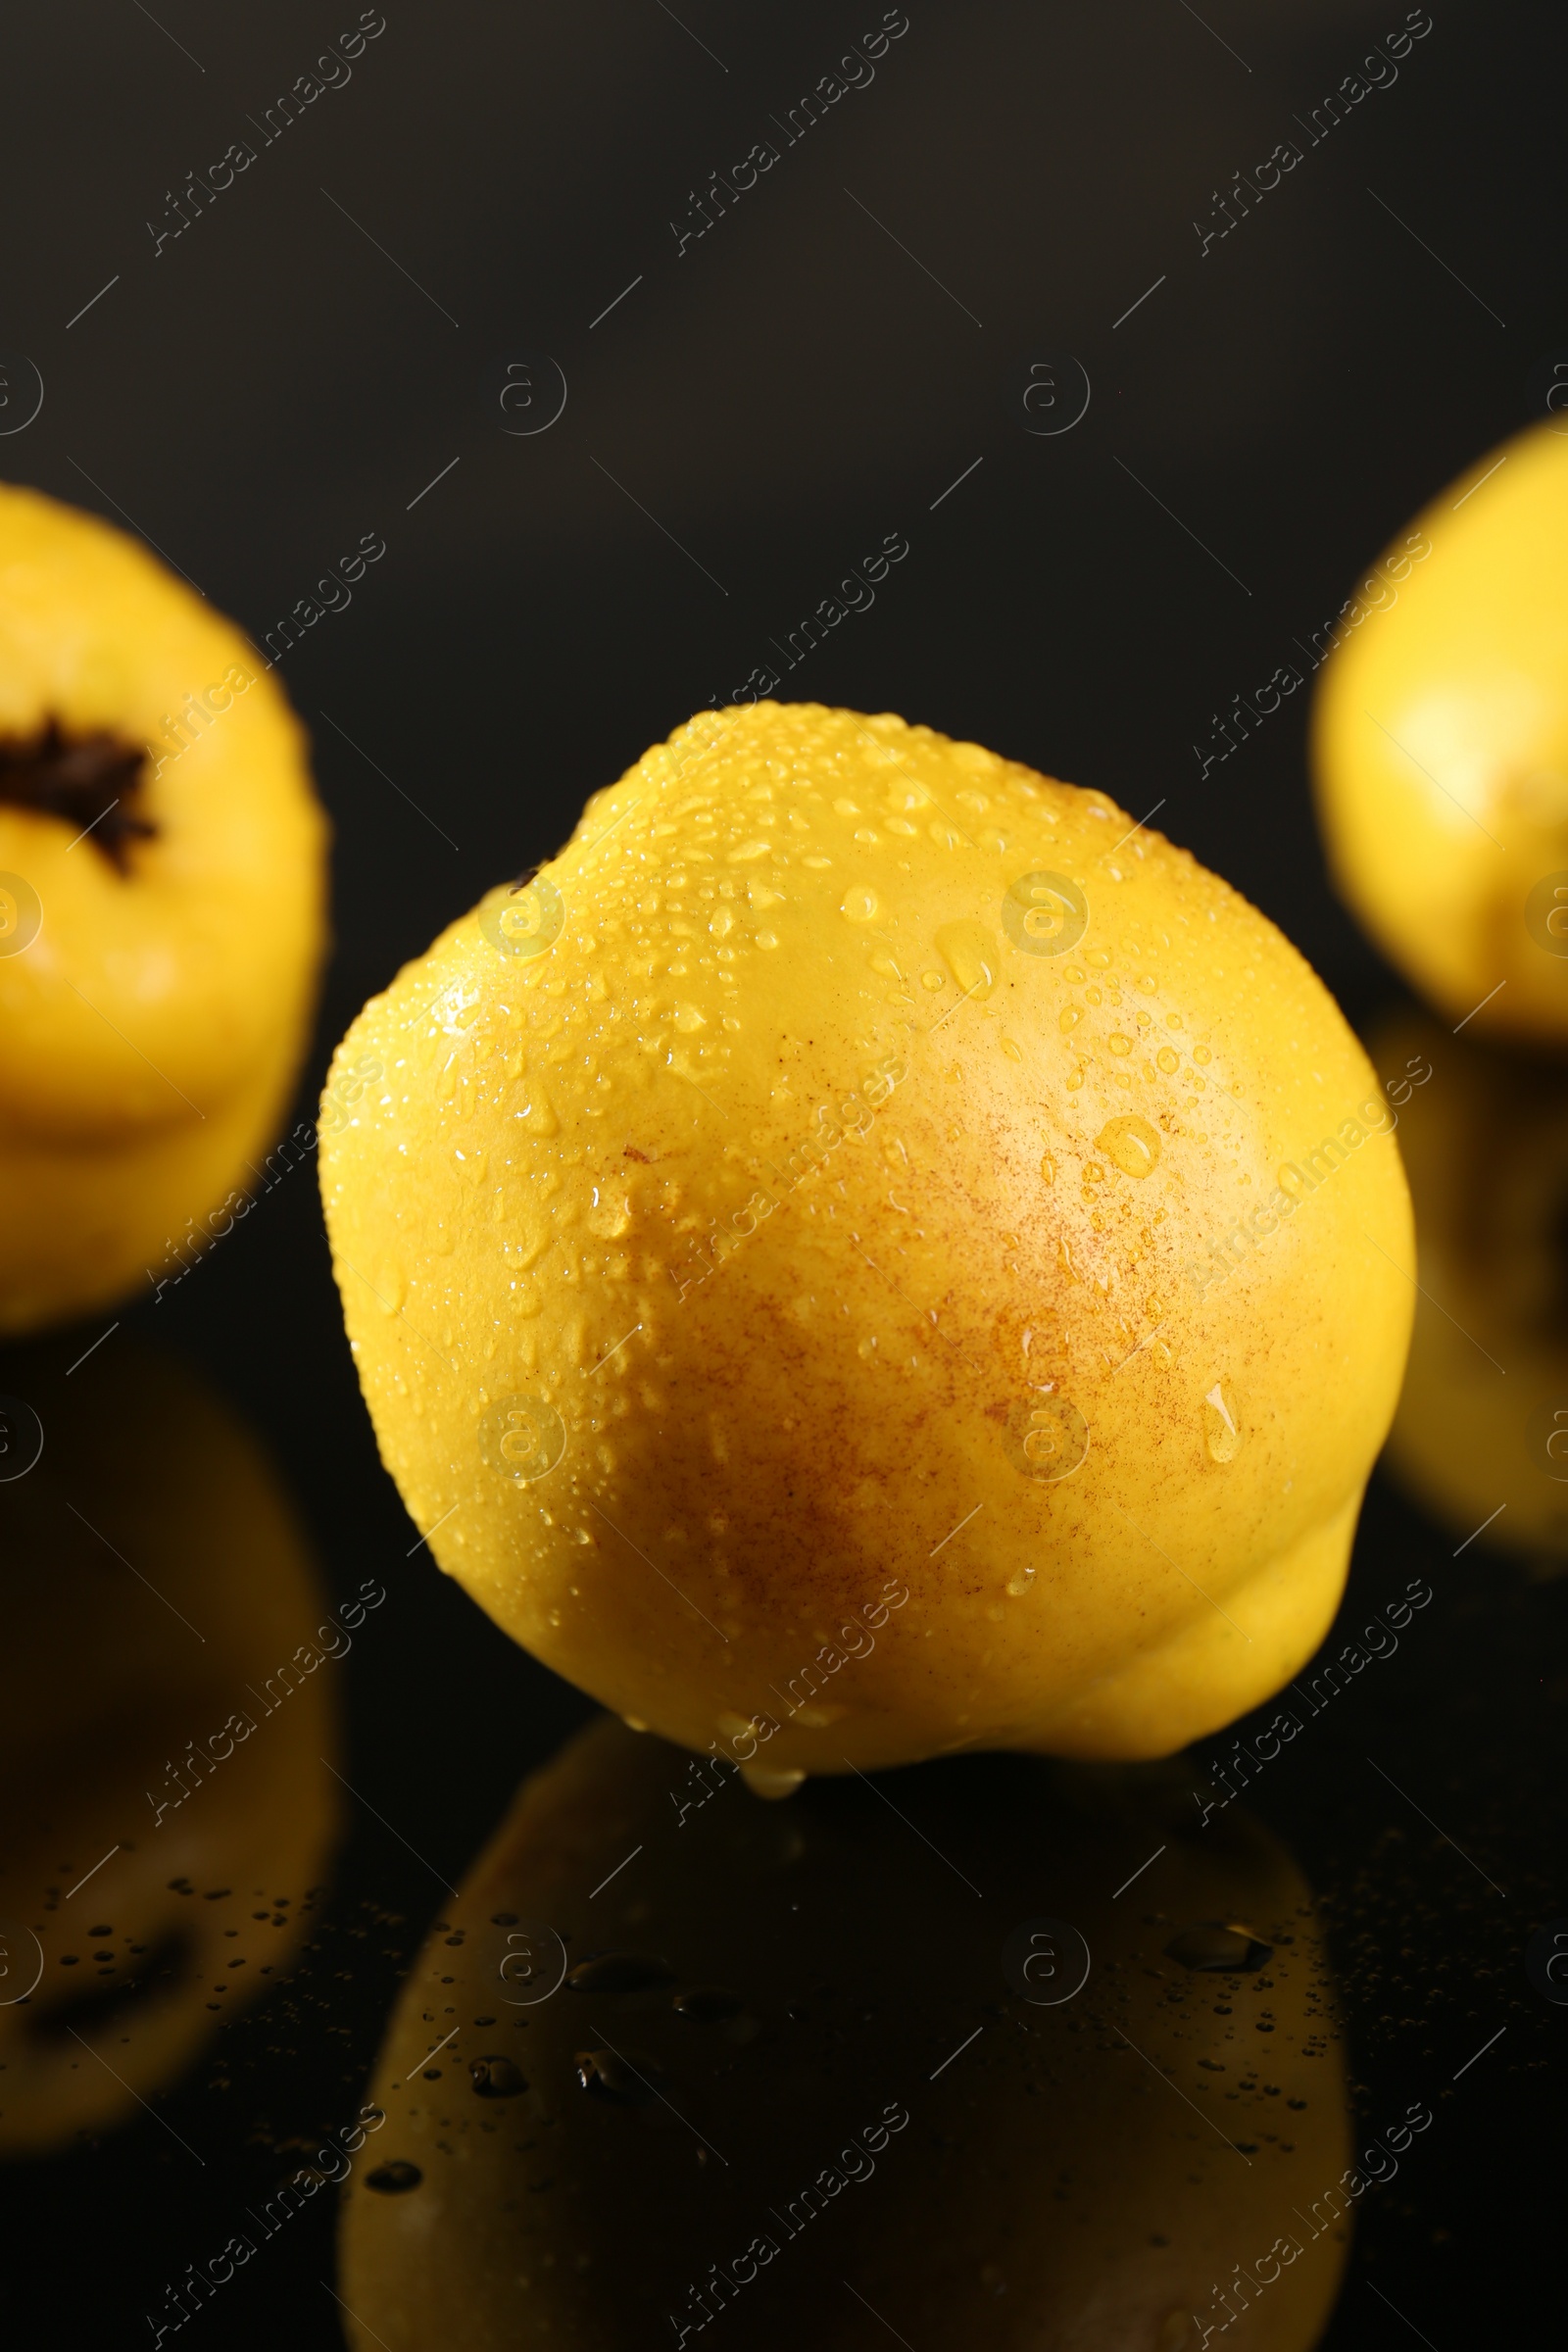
[2,0,1564,2342]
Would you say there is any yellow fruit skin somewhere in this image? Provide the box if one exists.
[1313,420,1568,1044]
[0,482,328,1333]
[340,1717,1351,2352]
[1369,1004,1568,1562]
[321,704,1413,1770]
[0,1338,340,2154]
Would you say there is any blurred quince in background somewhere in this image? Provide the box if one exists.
[1314,420,1568,1047]
[340,1714,1351,2352]
[1367,1003,1568,1570]
[0,1338,341,2154]
[0,483,327,1335]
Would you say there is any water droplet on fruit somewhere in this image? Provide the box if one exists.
[1059,1006,1081,1031]
[1096,1114,1161,1179]
[1165,1922,1272,1972]
[841,884,880,922]
[1156,1047,1179,1074]
[672,1985,744,2023]
[478,1396,566,1485]
[468,2054,526,2097]
[1040,1153,1055,1184]
[1203,1382,1242,1463]
[1004,1396,1090,1482]
[934,921,999,1000]
[367,2161,422,2193]
[575,2048,658,2104]
[565,1953,674,1994]
[1005,1565,1036,1596]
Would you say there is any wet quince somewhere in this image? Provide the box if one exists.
[321,704,1413,1776]
[1313,420,1568,1044]
[0,482,327,1333]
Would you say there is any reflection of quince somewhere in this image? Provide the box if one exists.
[321,703,1412,1776]
[1369,1004,1568,1562]
[0,1338,340,2153]
[340,1714,1351,2351]
[1314,421,1568,1045]
[0,483,328,1334]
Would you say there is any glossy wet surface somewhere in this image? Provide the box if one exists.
[1,1177,1562,2348]
[4,2,1566,2340]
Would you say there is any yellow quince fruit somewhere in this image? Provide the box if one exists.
[1313,420,1568,1044]
[320,704,1413,1777]
[0,481,327,1333]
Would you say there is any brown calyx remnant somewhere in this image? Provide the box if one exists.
[0,720,156,872]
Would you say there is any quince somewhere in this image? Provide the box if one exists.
[321,704,1413,1775]
[1313,420,1568,1044]
[0,482,327,1334]
[1368,1002,1568,1565]
[0,1336,340,2153]
[339,1716,1352,2352]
